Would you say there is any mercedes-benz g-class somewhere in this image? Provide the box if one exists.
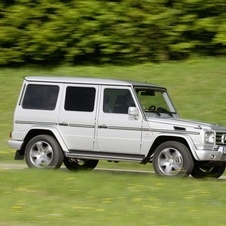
[8,76,226,178]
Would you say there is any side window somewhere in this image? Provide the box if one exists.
[103,88,135,114]
[22,84,59,110]
[65,87,96,112]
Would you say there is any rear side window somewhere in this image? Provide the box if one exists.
[65,87,96,112]
[22,84,59,110]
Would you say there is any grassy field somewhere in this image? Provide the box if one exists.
[1,57,226,225]
[1,169,226,226]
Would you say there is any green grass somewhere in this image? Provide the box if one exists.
[1,58,226,225]
[0,169,226,226]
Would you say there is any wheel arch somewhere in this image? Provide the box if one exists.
[20,127,68,156]
[146,134,198,161]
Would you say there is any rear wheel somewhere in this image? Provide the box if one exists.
[191,162,226,178]
[64,158,99,171]
[25,135,64,169]
[153,141,194,177]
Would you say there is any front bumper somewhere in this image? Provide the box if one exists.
[196,146,226,161]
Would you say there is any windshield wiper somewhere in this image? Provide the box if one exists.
[144,109,161,116]
[156,107,173,117]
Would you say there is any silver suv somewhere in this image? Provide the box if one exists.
[8,76,226,178]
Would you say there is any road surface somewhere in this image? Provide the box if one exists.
[0,163,153,174]
[0,163,226,179]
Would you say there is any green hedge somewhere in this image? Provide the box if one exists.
[0,0,226,65]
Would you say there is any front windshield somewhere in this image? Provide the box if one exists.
[134,87,177,117]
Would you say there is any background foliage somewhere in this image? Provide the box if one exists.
[0,0,226,66]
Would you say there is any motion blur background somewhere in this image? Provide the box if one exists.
[1,0,226,66]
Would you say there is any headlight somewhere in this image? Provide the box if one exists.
[204,132,215,144]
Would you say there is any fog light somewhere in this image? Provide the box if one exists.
[209,154,215,160]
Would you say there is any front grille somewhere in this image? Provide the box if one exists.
[216,132,226,145]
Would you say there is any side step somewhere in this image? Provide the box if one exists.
[65,150,145,163]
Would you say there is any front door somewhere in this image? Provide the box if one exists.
[96,86,143,154]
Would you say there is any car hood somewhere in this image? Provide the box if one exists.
[146,117,226,132]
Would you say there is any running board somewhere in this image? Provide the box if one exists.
[65,150,145,162]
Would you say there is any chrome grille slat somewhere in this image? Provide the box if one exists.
[216,132,226,145]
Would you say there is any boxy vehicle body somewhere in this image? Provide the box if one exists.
[8,76,226,178]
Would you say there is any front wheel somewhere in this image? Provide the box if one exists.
[64,158,99,171]
[25,135,64,169]
[191,162,226,178]
[153,141,194,177]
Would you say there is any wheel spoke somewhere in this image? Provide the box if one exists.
[44,145,53,155]
[162,149,172,159]
[36,142,44,152]
[30,150,39,158]
[42,155,51,164]
[172,162,182,170]
[34,155,44,167]
[164,163,174,174]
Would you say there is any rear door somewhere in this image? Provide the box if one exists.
[96,86,143,154]
[58,84,98,151]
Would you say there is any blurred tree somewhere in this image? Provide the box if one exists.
[0,0,225,66]
[169,0,226,58]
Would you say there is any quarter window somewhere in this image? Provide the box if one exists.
[22,84,59,110]
[65,87,96,112]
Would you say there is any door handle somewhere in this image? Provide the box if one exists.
[98,124,108,129]
[59,122,69,126]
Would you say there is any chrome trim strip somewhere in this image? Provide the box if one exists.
[107,126,150,132]
[142,128,151,132]
[68,124,95,128]
[15,121,197,135]
[15,120,57,125]
[109,126,141,131]
[151,128,200,135]
[15,120,94,129]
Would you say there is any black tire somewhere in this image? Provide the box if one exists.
[64,158,99,171]
[191,162,226,178]
[153,141,194,177]
[25,135,64,169]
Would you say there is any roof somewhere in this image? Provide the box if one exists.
[24,76,164,88]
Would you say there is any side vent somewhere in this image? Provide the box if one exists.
[174,126,186,131]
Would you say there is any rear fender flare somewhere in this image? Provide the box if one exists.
[23,125,69,153]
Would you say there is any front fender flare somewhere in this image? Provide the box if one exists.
[151,133,199,160]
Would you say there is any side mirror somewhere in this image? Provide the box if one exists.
[128,107,139,117]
